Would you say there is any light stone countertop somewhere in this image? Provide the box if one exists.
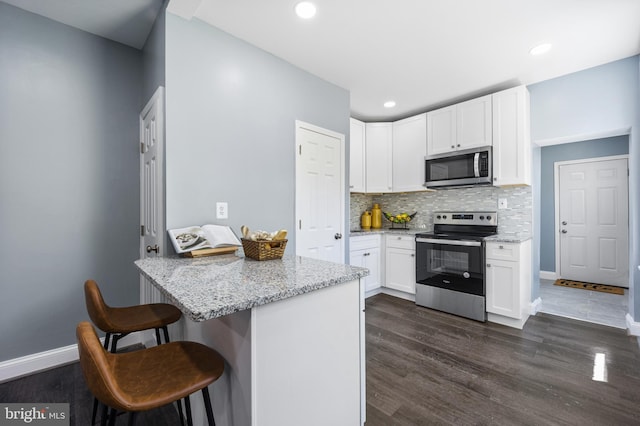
[135,254,369,322]
[350,228,426,237]
[485,233,532,243]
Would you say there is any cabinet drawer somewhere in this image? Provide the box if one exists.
[486,242,520,261]
[350,235,380,251]
[385,234,415,250]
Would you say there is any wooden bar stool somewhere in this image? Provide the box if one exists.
[84,279,183,424]
[77,321,224,426]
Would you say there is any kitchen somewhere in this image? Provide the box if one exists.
[1,0,640,425]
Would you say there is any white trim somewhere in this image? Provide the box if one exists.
[0,334,141,384]
[380,287,415,302]
[530,297,542,315]
[553,154,629,282]
[626,314,640,336]
[533,127,631,147]
[539,270,557,281]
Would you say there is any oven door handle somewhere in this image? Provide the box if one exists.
[416,238,482,247]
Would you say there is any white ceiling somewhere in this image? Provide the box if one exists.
[6,0,640,121]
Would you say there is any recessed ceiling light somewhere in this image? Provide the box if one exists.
[295,2,317,19]
[529,43,552,56]
[384,101,396,108]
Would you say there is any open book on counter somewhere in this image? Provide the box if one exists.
[168,224,241,256]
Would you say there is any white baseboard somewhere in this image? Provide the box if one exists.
[380,288,416,302]
[539,271,557,281]
[530,297,542,315]
[0,333,141,384]
[626,314,640,336]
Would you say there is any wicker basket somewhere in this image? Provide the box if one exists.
[241,238,287,261]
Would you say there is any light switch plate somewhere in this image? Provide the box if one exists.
[216,202,228,219]
[498,198,508,209]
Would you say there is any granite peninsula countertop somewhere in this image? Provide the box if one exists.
[135,254,369,322]
[351,228,531,243]
[350,228,425,236]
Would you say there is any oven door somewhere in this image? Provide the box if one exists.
[415,238,485,296]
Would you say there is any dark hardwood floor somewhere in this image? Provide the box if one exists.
[365,294,640,425]
[2,294,640,425]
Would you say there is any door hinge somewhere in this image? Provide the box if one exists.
[140,142,145,154]
[140,225,145,236]
[299,145,302,155]
[299,219,302,230]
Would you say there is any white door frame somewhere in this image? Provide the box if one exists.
[553,154,629,284]
[294,120,346,261]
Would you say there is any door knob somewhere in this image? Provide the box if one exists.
[334,233,342,240]
[561,229,567,234]
[146,244,160,253]
[562,221,567,225]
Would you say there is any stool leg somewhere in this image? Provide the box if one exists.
[176,399,186,426]
[103,333,111,350]
[155,328,162,346]
[100,404,109,426]
[127,411,137,426]
[91,398,99,425]
[202,387,216,426]
[184,396,193,426]
[162,326,171,344]
[108,408,117,426]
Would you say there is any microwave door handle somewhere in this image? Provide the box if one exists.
[473,153,480,177]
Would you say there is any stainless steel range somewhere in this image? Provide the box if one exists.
[415,212,498,322]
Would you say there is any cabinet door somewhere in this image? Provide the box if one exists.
[392,113,427,192]
[349,118,366,192]
[365,123,393,193]
[427,106,456,156]
[457,94,492,150]
[363,247,381,292]
[486,259,520,318]
[384,248,416,294]
[492,86,531,186]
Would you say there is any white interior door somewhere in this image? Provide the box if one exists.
[295,121,345,263]
[139,87,165,347]
[557,156,628,286]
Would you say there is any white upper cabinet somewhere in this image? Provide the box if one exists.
[492,86,531,186]
[427,95,492,156]
[365,122,393,193]
[457,95,492,150]
[392,113,427,192]
[349,118,366,193]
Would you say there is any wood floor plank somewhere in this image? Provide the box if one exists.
[365,294,640,425]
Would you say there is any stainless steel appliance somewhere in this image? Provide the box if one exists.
[415,212,497,322]
[424,146,492,188]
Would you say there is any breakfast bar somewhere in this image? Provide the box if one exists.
[135,254,368,426]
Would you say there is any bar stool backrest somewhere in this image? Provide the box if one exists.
[84,280,116,333]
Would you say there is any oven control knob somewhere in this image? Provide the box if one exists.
[436,215,441,219]
[443,215,447,219]
[463,272,470,279]
[479,215,485,220]
[486,215,492,220]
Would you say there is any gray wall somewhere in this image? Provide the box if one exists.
[0,3,142,361]
[164,14,350,253]
[539,136,629,272]
[141,0,167,104]
[528,55,640,318]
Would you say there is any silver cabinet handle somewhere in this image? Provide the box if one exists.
[335,233,343,240]
[486,263,491,267]
[146,245,159,254]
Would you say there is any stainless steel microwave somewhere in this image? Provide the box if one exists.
[424,146,492,188]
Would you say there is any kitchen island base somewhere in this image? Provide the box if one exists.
[140,276,363,426]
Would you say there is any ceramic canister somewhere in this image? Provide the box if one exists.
[371,203,382,229]
[361,211,371,230]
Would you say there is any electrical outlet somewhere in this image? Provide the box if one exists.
[216,202,228,219]
[498,198,508,209]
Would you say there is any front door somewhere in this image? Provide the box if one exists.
[295,121,345,263]
[558,156,628,286]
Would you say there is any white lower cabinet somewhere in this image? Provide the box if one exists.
[349,235,381,293]
[384,235,416,294]
[485,239,532,329]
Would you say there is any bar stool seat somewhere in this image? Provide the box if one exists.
[77,321,224,425]
[84,279,182,350]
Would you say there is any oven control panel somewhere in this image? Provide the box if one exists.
[433,211,497,226]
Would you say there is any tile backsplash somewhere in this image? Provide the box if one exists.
[350,186,532,235]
